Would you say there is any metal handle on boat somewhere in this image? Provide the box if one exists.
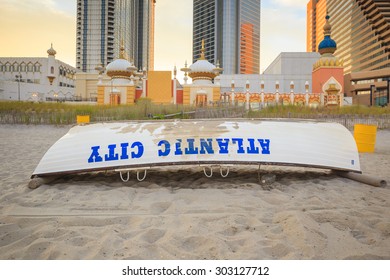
[119,171,130,182]
[220,166,230,177]
[116,167,150,182]
[137,169,147,181]
[203,166,213,178]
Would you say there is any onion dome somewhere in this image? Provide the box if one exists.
[313,13,343,70]
[47,43,57,56]
[318,15,337,55]
[106,44,136,79]
[188,39,218,82]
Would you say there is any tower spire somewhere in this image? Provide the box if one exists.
[323,12,332,37]
[318,13,337,55]
[119,39,125,59]
[199,39,206,60]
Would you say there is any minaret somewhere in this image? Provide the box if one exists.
[47,43,56,85]
[312,14,344,106]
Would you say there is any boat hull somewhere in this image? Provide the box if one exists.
[32,119,361,177]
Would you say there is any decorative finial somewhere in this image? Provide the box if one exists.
[47,43,57,56]
[95,62,105,74]
[119,40,125,59]
[323,13,332,37]
[199,39,206,60]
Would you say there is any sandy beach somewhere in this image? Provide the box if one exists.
[0,123,389,260]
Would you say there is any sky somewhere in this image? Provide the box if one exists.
[0,0,308,81]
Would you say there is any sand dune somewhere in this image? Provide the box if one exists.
[0,124,389,259]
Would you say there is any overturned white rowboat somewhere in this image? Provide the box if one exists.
[31,119,361,181]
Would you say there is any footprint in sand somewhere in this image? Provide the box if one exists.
[141,228,166,244]
[263,243,291,259]
[150,202,171,214]
[219,226,240,236]
[350,229,376,245]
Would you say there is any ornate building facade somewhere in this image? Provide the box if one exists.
[0,45,77,101]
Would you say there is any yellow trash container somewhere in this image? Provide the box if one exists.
[76,115,90,124]
[353,124,377,153]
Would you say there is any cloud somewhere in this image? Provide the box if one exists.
[0,0,76,66]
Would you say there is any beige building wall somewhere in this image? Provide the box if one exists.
[75,72,110,100]
[126,86,135,104]
[147,71,172,104]
[97,85,104,105]
[181,84,221,105]
[183,86,191,105]
[213,87,221,102]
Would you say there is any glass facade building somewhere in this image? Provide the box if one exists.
[193,0,261,74]
[307,0,390,73]
[76,0,155,73]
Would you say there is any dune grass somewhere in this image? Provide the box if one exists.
[0,100,389,125]
[247,104,390,118]
[0,99,195,124]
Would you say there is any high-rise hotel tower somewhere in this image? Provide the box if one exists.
[307,0,390,73]
[76,0,155,73]
[193,0,261,74]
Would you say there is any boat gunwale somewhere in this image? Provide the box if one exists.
[31,160,362,179]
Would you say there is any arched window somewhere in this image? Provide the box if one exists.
[27,63,33,72]
[12,62,18,72]
[20,63,26,72]
[50,66,54,74]
[34,63,41,72]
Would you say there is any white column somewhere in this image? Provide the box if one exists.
[290,81,294,104]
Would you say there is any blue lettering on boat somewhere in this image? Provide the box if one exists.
[87,138,270,163]
[88,142,144,163]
